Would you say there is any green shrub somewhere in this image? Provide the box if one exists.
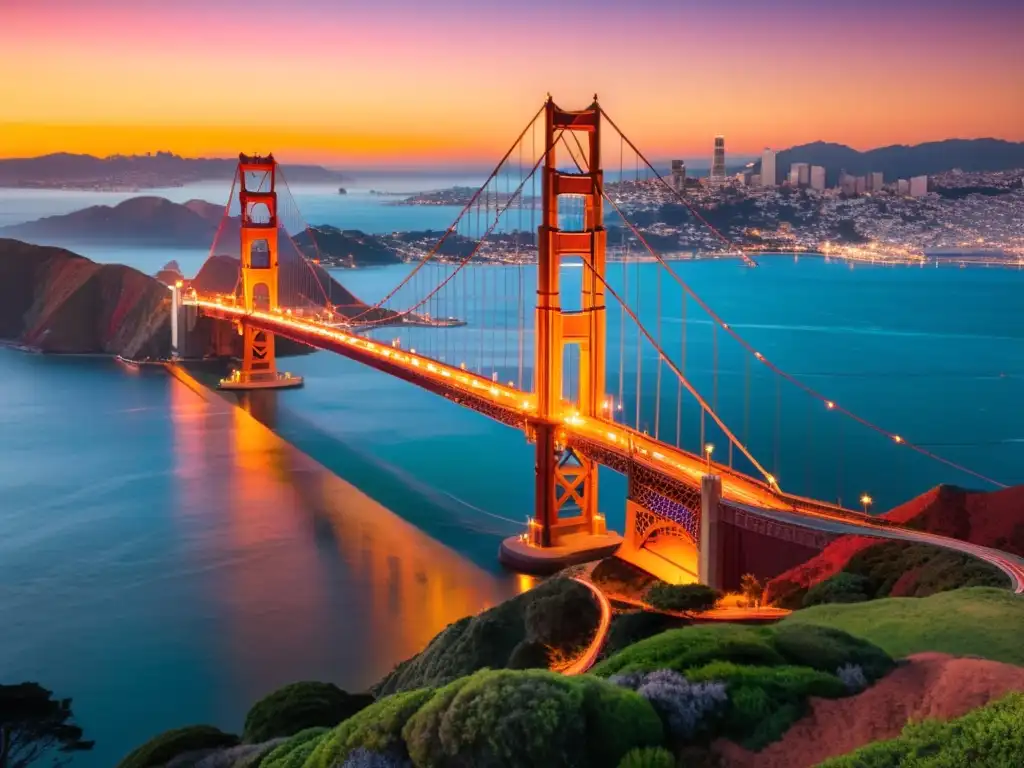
[402,669,587,767]
[802,572,871,607]
[684,662,847,750]
[574,676,665,768]
[258,727,329,768]
[375,578,598,695]
[525,579,600,650]
[592,624,780,678]
[770,623,894,681]
[116,725,239,768]
[617,746,676,768]
[507,639,550,669]
[645,583,719,613]
[603,612,689,658]
[242,681,373,743]
[820,691,1024,767]
[306,689,433,767]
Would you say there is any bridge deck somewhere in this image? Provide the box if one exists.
[189,298,1024,592]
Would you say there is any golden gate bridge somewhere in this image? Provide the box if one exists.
[173,96,1024,592]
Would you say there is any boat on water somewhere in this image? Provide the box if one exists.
[338,187,347,195]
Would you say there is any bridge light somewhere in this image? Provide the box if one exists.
[754,352,764,361]
[704,442,714,470]
[174,280,184,289]
[892,435,903,444]
[460,362,467,370]
[860,493,873,513]
[766,474,777,487]
[826,401,835,409]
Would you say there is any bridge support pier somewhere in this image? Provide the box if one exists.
[698,474,724,591]
[498,96,622,574]
[219,153,303,391]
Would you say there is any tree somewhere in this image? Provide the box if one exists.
[0,683,93,768]
[644,583,719,613]
[739,574,764,608]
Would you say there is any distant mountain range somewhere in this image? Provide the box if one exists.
[0,151,346,189]
[755,138,1024,186]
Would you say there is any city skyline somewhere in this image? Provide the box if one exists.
[2,0,1023,165]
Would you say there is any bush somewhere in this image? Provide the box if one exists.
[618,746,676,768]
[770,622,894,681]
[802,572,871,608]
[684,662,847,750]
[836,664,868,693]
[116,725,240,768]
[403,669,662,768]
[609,669,726,743]
[820,691,1024,767]
[592,625,782,678]
[645,583,719,613]
[375,578,598,696]
[192,740,285,768]
[259,727,329,768]
[507,639,551,669]
[242,681,374,743]
[574,676,665,768]
[603,612,690,658]
[402,670,586,767]
[525,579,600,650]
[306,689,433,768]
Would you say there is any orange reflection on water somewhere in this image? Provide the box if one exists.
[168,373,520,696]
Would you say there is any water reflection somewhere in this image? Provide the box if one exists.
[168,377,523,701]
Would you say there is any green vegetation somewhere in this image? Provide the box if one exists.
[602,612,689,658]
[591,621,894,750]
[0,683,93,768]
[115,725,239,768]
[820,692,1024,767]
[242,682,373,743]
[644,583,719,613]
[776,541,1011,610]
[375,577,599,695]
[591,557,659,596]
[617,746,676,768]
[782,586,1024,665]
[259,727,329,768]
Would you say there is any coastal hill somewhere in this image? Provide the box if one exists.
[0,239,352,356]
[758,138,1024,186]
[0,151,346,190]
[1,198,404,266]
[764,483,1024,605]
[2,197,224,247]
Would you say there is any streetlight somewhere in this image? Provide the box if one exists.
[704,442,715,471]
[860,493,873,514]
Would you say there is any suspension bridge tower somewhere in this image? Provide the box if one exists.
[219,154,303,391]
[499,96,623,573]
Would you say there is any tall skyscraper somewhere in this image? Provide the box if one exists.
[711,136,726,181]
[869,171,883,192]
[909,175,929,197]
[810,166,826,191]
[670,159,687,192]
[839,170,857,196]
[760,148,776,187]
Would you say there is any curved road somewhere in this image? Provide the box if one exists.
[562,577,613,676]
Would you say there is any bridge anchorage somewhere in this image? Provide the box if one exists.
[220,153,304,391]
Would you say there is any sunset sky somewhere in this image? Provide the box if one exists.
[2,0,1022,167]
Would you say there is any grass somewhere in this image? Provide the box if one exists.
[782,587,1024,665]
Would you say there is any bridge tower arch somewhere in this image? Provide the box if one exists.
[500,97,623,571]
[219,154,303,391]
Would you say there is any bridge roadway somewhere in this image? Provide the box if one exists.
[189,298,1024,594]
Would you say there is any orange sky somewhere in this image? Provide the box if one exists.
[2,0,1022,165]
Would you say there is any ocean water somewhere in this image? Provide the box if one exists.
[2,188,1024,765]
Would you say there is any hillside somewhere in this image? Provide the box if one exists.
[756,138,1024,186]
[0,238,172,356]
[1,196,222,246]
[763,483,1024,603]
[0,151,346,189]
